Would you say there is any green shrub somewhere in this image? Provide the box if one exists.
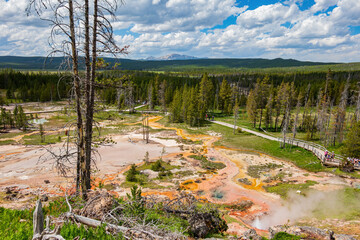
[0,207,33,240]
[158,170,172,179]
[124,185,145,217]
[60,223,124,239]
[272,232,301,240]
[189,155,226,170]
[151,160,165,172]
[264,180,318,198]
[126,164,138,182]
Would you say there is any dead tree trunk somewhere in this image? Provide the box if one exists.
[355,82,360,122]
[301,83,311,131]
[233,102,239,134]
[292,93,302,138]
[84,0,99,195]
[68,0,85,193]
[33,200,44,236]
[32,200,66,240]
[282,100,291,148]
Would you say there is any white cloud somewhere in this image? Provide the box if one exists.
[1,0,360,62]
[310,0,338,13]
[236,3,299,28]
[309,36,349,47]
[114,0,244,32]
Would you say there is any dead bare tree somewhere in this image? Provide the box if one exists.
[142,114,150,143]
[333,74,351,145]
[292,92,302,138]
[264,90,273,131]
[317,87,330,145]
[28,0,129,199]
[355,81,360,122]
[233,99,239,134]
[159,80,167,112]
[125,80,135,113]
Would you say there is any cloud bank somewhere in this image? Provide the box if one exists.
[1,0,360,62]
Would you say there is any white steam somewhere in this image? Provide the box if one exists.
[252,189,350,230]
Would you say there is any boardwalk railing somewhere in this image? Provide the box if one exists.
[277,137,347,167]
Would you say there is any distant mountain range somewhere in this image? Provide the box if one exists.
[0,55,339,71]
[145,54,200,60]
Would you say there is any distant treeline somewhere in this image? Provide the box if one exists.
[0,56,338,71]
[0,69,70,102]
[1,68,360,116]
[98,70,360,108]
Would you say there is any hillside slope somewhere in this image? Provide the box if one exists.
[0,56,338,71]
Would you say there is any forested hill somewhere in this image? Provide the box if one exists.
[0,56,337,71]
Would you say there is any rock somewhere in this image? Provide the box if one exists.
[269,225,356,240]
[240,229,262,240]
[44,180,50,184]
[227,236,238,240]
[238,178,252,185]
[189,214,209,238]
[5,193,18,201]
[140,169,158,179]
[335,234,357,240]
[235,200,254,211]
[41,195,48,202]
[81,190,115,220]
[5,187,12,194]
[4,186,19,195]
[188,211,228,238]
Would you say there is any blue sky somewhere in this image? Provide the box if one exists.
[1,0,360,62]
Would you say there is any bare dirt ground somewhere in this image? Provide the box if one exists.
[0,113,359,238]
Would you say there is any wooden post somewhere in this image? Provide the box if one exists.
[33,199,44,236]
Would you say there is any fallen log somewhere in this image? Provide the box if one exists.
[63,193,181,240]
[64,212,128,232]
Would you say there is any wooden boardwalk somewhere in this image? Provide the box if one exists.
[212,120,360,170]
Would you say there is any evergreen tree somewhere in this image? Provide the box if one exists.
[342,121,360,159]
[170,89,183,123]
[0,108,4,128]
[39,124,45,143]
[148,80,157,110]
[264,88,274,130]
[6,88,13,100]
[255,76,270,129]
[219,78,231,114]
[246,89,257,128]
[181,85,190,122]
[126,164,138,182]
[0,95,5,106]
[198,73,213,120]
[1,108,7,128]
[187,86,199,126]
[292,92,303,138]
[274,85,282,132]
[158,80,167,112]
[301,83,311,131]
[8,111,14,128]
[13,105,19,128]
[13,105,27,131]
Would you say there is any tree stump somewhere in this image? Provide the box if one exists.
[33,199,44,236]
